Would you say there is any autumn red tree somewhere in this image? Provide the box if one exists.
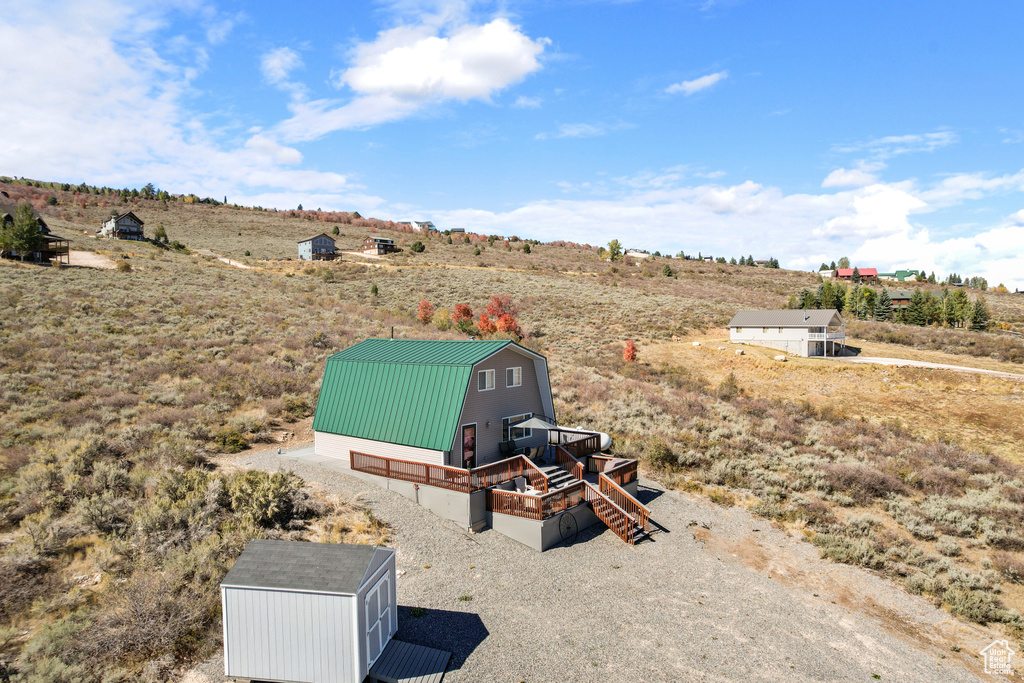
[486,295,519,319]
[496,314,522,339]
[623,340,637,362]
[477,313,497,335]
[452,304,475,333]
[417,299,434,324]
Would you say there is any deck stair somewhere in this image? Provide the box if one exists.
[538,465,576,489]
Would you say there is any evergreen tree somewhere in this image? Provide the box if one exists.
[830,260,837,270]
[4,204,41,261]
[798,289,816,309]
[928,272,936,283]
[851,266,861,283]
[970,296,990,331]
[820,262,830,271]
[845,284,861,317]
[820,281,838,310]
[747,254,754,266]
[949,288,971,327]
[924,292,943,325]
[874,288,893,321]
[907,289,927,326]
[833,284,847,314]
[729,257,737,265]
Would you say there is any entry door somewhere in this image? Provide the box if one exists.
[365,573,392,668]
[462,424,476,469]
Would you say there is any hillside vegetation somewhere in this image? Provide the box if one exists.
[3,179,1024,679]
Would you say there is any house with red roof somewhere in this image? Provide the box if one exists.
[831,267,878,282]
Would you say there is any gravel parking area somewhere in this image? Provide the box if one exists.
[194,447,1005,682]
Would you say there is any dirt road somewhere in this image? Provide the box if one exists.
[837,356,1024,380]
[67,250,114,269]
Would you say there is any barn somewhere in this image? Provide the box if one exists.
[221,540,417,683]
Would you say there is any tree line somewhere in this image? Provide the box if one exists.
[791,280,990,331]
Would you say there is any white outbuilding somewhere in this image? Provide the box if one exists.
[220,540,398,683]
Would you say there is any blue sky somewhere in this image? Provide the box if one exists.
[3,1,1024,287]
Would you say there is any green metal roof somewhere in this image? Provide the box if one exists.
[312,339,517,451]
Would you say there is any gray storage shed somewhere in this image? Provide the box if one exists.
[221,540,397,683]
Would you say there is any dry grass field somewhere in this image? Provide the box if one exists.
[5,178,1024,680]
[644,334,1024,459]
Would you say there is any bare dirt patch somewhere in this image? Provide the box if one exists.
[68,250,115,269]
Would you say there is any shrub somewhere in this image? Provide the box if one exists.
[214,426,248,453]
[477,313,496,335]
[823,463,906,503]
[432,308,451,331]
[452,304,474,333]
[622,340,637,362]
[942,586,1002,624]
[228,470,302,528]
[417,299,434,324]
[993,552,1024,584]
[411,241,425,253]
[495,314,521,339]
[116,261,131,273]
[936,536,962,557]
[715,372,740,400]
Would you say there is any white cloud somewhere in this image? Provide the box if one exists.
[665,71,728,96]
[513,95,542,109]
[274,17,547,142]
[261,47,303,85]
[822,167,879,188]
[535,121,633,140]
[0,1,361,208]
[834,129,958,159]
[426,170,1024,289]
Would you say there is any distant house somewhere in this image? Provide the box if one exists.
[623,249,651,260]
[728,309,846,357]
[753,259,769,267]
[100,211,145,240]
[448,227,466,235]
[298,233,336,261]
[410,220,435,232]
[888,290,914,310]
[878,269,920,282]
[0,204,70,264]
[363,236,397,255]
[832,267,878,282]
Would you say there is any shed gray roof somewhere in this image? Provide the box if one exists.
[221,540,387,595]
[728,309,843,328]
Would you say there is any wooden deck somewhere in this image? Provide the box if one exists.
[369,639,451,683]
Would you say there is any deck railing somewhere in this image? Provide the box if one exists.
[351,451,548,494]
[555,446,586,480]
[583,482,636,545]
[486,481,587,520]
[602,460,638,488]
[598,474,650,531]
[553,431,601,460]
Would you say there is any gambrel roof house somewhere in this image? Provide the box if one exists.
[297,233,336,261]
[313,338,553,469]
[311,338,652,548]
[728,309,846,357]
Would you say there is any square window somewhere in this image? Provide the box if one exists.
[506,366,522,387]
[502,413,533,441]
[477,369,494,391]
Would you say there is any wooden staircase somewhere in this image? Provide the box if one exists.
[552,447,652,545]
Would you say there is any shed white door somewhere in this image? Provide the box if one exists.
[365,573,392,668]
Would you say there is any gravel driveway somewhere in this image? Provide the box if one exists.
[193,447,1006,683]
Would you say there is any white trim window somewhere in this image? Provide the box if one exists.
[506,366,522,388]
[478,369,495,391]
[502,413,533,441]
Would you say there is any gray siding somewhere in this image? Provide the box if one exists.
[454,347,547,466]
[222,587,357,683]
[298,241,313,260]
